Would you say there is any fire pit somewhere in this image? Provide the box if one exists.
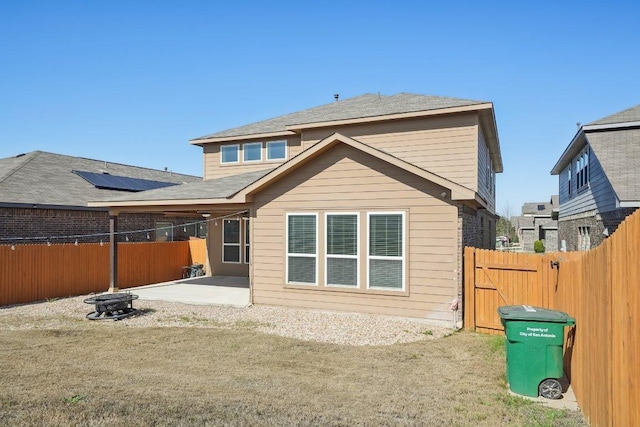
[84,292,139,320]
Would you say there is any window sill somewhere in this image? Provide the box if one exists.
[284,283,409,297]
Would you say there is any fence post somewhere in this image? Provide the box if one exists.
[464,246,476,331]
[109,214,119,292]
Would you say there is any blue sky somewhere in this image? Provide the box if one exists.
[1,1,638,214]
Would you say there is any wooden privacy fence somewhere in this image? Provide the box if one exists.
[0,239,207,306]
[464,209,640,427]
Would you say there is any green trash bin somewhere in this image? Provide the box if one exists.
[497,305,575,399]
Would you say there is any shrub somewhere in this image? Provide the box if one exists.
[534,240,545,253]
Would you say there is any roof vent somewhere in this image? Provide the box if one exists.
[15,153,26,158]
[334,93,339,102]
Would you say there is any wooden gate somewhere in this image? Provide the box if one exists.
[463,247,556,334]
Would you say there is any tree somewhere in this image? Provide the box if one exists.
[496,202,517,243]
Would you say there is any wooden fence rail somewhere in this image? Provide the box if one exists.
[464,209,640,427]
[0,239,207,306]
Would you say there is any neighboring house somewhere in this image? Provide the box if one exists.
[551,105,640,251]
[512,196,559,252]
[90,93,503,324]
[0,151,202,244]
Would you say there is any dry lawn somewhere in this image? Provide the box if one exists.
[0,312,585,426]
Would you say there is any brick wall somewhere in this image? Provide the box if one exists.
[558,208,637,251]
[456,204,495,303]
[0,207,203,244]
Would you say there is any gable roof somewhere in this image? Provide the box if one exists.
[190,92,503,173]
[551,104,640,175]
[237,132,478,203]
[585,128,640,202]
[191,93,488,142]
[0,151,201,209]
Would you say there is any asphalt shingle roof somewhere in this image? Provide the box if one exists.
[521,196,558,216]
[522,202,553,216]
[586,128,640,202]
[193,93,487,140]
[0,151,201,208]
[514,216,534,229]
[588,105,640,126]
[95,168,273,203]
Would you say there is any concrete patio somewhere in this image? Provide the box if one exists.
[126,276,250,308]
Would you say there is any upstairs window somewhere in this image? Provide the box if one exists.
[243,142,262,162]
[576,147,589,190]
[567,167,572,196]
[267,141,287,160]
[221,145,239,164]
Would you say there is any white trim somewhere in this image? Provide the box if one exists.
[243,142,263,163]
[222,219,241,264]
[285,212,318,286]
[619,201,640,208]
[220,144,240,164]
[266,140,287,161]
[366,211,406,291]
[583,121,640,132]
[324,212,359,288]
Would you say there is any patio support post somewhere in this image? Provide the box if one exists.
[109,213,119,292]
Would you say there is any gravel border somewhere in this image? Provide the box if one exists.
[0,296,455,346]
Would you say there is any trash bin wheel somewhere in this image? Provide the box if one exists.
[539,378,562,399]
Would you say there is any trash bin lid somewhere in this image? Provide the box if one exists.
[497,305,574,323]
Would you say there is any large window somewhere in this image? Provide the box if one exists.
[221,144,239,164]
[267,141,287,160]
[368,213,404,290]
[222,219,241,263]
[243,142,262,162]
[326,213,358,287]
[286,214,317,284]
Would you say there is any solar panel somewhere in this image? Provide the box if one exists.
[73,170,179,192]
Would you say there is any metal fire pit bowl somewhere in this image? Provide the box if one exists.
[84,292,139,321]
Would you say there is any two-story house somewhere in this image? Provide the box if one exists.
[90,93,502,323]
[513,196,559,252]
[551,105,640,251]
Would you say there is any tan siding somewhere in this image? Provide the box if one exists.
[206,216,249,277]
[301,113,479,191]
[203,136,302,180]
[252,143,459,322]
